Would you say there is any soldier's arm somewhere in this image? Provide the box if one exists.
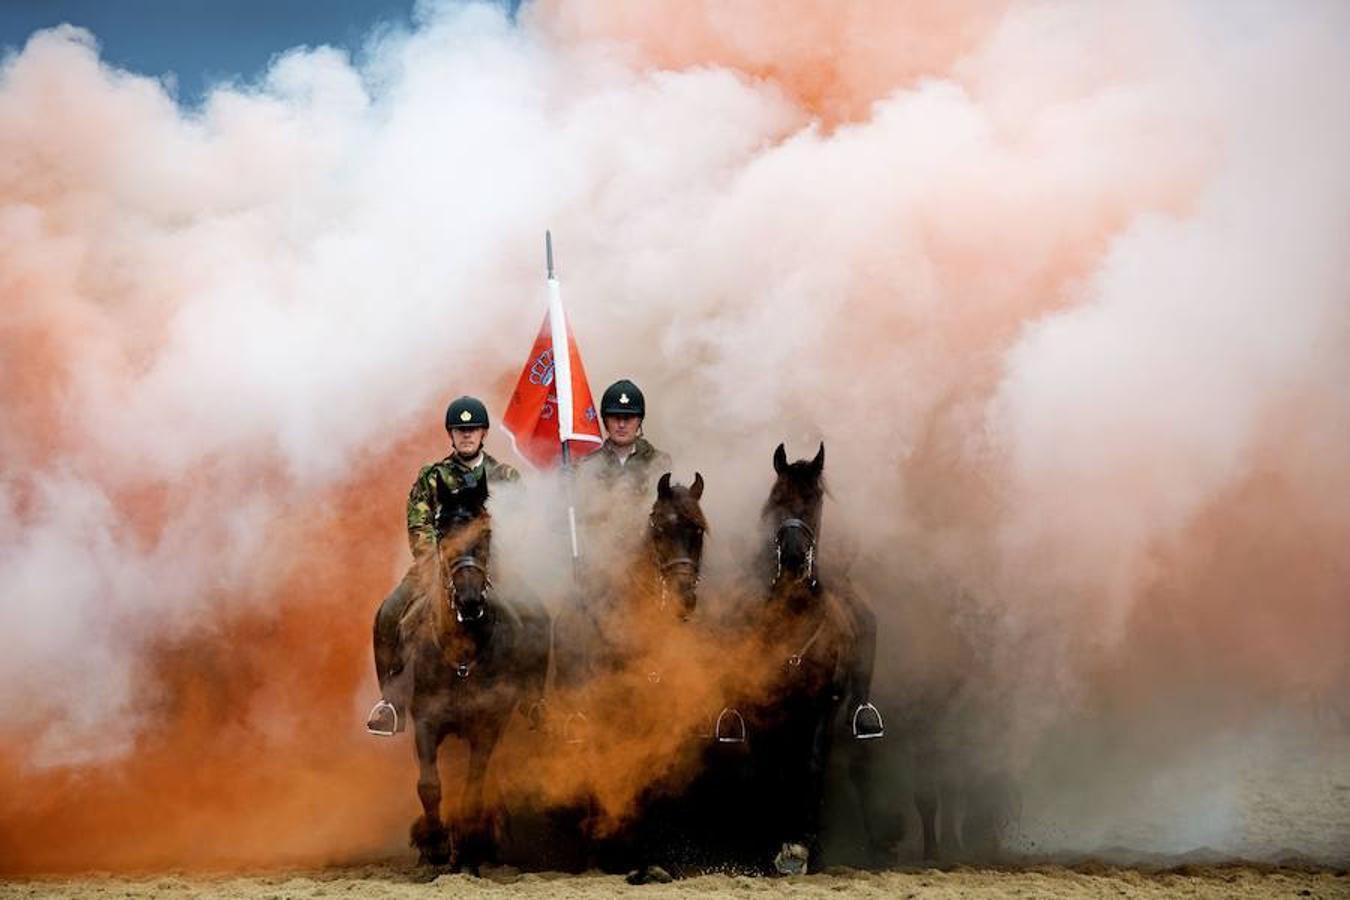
[406,467,438,557]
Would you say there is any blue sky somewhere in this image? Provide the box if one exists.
[0,1,515,104]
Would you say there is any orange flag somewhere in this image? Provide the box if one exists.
[501,245,603,469]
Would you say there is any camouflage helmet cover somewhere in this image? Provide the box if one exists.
[600,379,645,417]
[445,395,490,430]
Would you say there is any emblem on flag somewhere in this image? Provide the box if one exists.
[529,349,555,387]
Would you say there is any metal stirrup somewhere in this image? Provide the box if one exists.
[715,707,747,744]
[563,711,590,745]
[851,702,885,740]
[367,699,398,737]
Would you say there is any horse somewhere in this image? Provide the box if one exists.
[549,471,710,876]
[371,475,550,872]
[737,442,884,874]
[553,470,707,695]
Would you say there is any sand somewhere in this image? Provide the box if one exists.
[3,864,1348,900]
[6,711,1346,898]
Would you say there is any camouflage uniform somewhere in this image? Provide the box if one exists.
[370,452,521,733]
[406,452,521,556]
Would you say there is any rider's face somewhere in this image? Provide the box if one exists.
[449,426,486,459]
[603,414,641,448]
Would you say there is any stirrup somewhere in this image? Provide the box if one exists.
[366,699,399,737]
[851,702,884,740]
[562,711,590,745]
[714,707,747,744]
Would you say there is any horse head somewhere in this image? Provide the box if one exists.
[765,442,825,589]
[649,471,707,620]
[433,475,493,627]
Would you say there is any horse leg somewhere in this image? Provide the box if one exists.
[410,722,451,866]
[847,734,892,867]
[962,771,1017,860]
[938,776,963,858]
[519,601,552,726]
[913,769,940,861]
[802,711,839,870]
[772,717,831,875]
[456,722,505,875]
[908,731,946,861]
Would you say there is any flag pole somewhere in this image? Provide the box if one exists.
[547,230,582,583]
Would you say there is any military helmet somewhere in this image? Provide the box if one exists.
[600,379,645,417]
[445,395,489,430]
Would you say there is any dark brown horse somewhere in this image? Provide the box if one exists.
[738,442,883,874]
[372,475,550,871]
[553,471,708,691]
[549,472,709,875]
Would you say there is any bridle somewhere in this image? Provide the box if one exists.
[656,555,700,612]
[429,544,493,679]
[774,517,817,587]
[649,513,701,614]
[435,538,493,625]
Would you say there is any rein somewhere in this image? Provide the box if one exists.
[786,617,827,669]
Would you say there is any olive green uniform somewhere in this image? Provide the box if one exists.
[573,437,672,580]
[576,437,671,497]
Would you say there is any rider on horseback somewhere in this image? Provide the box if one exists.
[573,378,674,574]
[366,395,522,736]
[577,379,671,493]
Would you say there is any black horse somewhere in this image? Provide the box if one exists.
[738,442,884,874]
[553,471,707,694]
[371,476,550,872]
[549,472,710,876]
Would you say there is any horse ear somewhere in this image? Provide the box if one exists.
[810,442,825,476]
[773,443,788,474]
[690,471,704,499]
[657,472,673,499]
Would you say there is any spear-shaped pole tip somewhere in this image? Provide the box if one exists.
[546,230,555,279]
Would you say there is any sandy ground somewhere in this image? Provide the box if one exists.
[3,864,1348,900]
[6,712,1346,898]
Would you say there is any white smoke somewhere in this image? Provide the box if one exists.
[1,0,1347,866]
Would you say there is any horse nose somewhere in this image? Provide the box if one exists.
[455,597,488,623]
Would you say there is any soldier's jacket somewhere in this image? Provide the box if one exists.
[575,437,672,497]
[406,451,520,556]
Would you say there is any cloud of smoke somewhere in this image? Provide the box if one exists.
[2,0,1348,873]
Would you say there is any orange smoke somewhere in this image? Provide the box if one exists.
[3,0,1349,873]
[0,443,422,873]
[528,0,1012,126]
